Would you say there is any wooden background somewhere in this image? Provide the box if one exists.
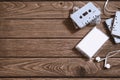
[0,0,120,80]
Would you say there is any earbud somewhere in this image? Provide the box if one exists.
[104,63,111,69]
[104,58,111,69]
[95,56,101,62]
[95,56,111,69]
[95,50,120,69]
[95,56,105,62]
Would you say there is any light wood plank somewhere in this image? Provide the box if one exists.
[0,58,119,77]
[0,1,119,18]
[0,19,108,38]
[0,39,119,57]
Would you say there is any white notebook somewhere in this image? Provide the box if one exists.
[76,27,109,59]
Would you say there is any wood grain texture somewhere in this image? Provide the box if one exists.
[0,19,108,38]
[0,39,120,57]
[0,1,119,18]
[0,0,120,79]
[0,58,119,77]
[0,78,119,80]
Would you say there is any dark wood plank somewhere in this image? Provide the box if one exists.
[0,78,119,80]
[0,58,119,77]
[0,39,120,57]
[0,1,119,18]
[0,19,108,38]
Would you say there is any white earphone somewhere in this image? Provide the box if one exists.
[95,50,120,69]
[95,56,111,69]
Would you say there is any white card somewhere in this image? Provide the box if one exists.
[70,2,101,28]
[105,18,120,43]
[112,11,120,37]
[76,27,109,59]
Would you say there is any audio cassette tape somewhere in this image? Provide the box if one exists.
[70,2,101,28]
[105,18,120,43]
[112,11,120,37]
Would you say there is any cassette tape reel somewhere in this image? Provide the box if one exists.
[70,2,101,28]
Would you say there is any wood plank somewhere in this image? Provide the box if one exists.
[0,58,119,77]
[0,39,120,57]
[0,19,108,38]
[0,78,119,80]
[0,39,79,57]
[0,1,119,18]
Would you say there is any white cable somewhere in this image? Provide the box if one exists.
[106,50,120,58]
[98,50,120,69]
[101,50,120,61]
[104,0,116,14]
[97,50,120,62]
[104,50,120,67]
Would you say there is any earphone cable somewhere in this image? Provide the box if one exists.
[104,0,116,15]
[106,50,120,58]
